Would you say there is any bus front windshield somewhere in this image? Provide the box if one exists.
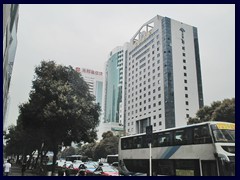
[211,124,235,143]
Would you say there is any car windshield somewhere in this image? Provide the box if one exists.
[211,124,235,143]
[102,166,118,172]
[85,164,96,169]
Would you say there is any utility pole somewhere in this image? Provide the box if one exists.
[146,125,152,176]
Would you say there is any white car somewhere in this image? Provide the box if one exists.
[63,161,73,169]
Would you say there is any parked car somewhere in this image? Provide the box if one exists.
[90,165,119,176]
[56,160,66,168]
[69,161,83,174]
[84,163,97,175]
[111,162,119,168]
[63,161,73,169]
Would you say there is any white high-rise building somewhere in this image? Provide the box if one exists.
[124,15,204,135]
[75,67,103,107]
[75,67,104,139]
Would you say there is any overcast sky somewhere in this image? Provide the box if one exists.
[5,4,235,129]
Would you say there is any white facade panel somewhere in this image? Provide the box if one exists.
[171,20,200,127]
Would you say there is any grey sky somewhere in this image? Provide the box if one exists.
[5,4,235,129]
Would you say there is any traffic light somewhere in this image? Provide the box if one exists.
[146,125,153,144]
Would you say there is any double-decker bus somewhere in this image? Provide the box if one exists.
[118,121,235,176]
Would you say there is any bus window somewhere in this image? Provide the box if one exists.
[133,137,138,149]
[133,136,143,149]
[137,136,143,148]
[121,139,128,150]
[211,124,235,143]
[173,128,192,145]
[175,159,200,176]
[157,160,175,176]
[127,138,133,149]
[142,135,148,148]
[174,130,184,145]
[158,132,171,146]
[194,125,212,144]
[152,133,159,147]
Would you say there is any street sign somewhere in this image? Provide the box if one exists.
[146,125,153,144]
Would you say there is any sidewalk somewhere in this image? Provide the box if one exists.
[8,164,38,176]
[8,164,73,176]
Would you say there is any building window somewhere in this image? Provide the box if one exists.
[154,123,156,127]
[186,114,189,118]
[185,94,188,98]
[183,59,186,63]
[153,115,156,119]
[184,79,187,83]
[186,101,189,105]
[159,121,162,126]
[183,66,186,70]
[182,46,185,50]
[183,53,186,57]
[185,87,188,90]
[184,72,187,76]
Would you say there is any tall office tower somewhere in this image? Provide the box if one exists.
[3,4,19,129]
[75,67,104,140]
[102,44,129,136]
[75,67,103,107]
[125,15,203,135]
